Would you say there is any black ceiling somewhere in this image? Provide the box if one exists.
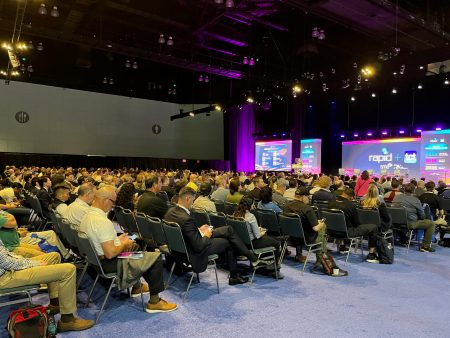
[0,0,449,105]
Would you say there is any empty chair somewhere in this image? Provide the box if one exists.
[190,208,211,227]
[162,221,219,302]
[208,212,227,228]
[387,205,415,252]
[322,209,364,263]
[226,216,278,286]
[279,213,323,275]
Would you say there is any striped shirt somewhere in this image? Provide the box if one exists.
[0,239,37,277]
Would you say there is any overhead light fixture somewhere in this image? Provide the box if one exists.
[36,42,44,51]
[381,131,388,135]
[132,61,138,69]
[50,6,59,17]
[249,57,255,66]
[246,97,254,103]
[350,96,356,101]
[215,105,222,111]
[198,74,204,82]
[353,133,359,137]
[318,29,325,40]
[225,0,234,8]
[371,93,376,98]
[419,65,424,70]
[444,78,449,85]
[189,112,195,117]
[417,84,423,89]
[416,129,422,133]
[167,36,174,46]
[312,27,319,38]
[204,75,209,83]
[361,66,375,78]
[340,134,345,138]
[102,77,108,84]
[399,130,405,134]
[38,3,47,15]
[27,65,34,73]
[109,78,114,85]
[125,60,131,68]
[243,56,248,65]
[392,88,397,94]
[292,85,302,94]
[158,34,165,44]
[28,41,34,49]
[367,132,373,136]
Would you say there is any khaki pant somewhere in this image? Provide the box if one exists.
[13,242,43,258]
[21,230,69,258]
[0,252,77,314]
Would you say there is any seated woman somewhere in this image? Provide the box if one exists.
[257,186,282,214]
[226,178,244,204]
[233,196,281,277]
[361,184,392,232]
[115,183,136,211]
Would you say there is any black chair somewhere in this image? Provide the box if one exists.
[115,207,141,238]
[190,208,211,227]
[0,285,40,308]
[162,221,219,302]
[312,200,329,218]
[387,205,415,252]
[77,231,146,322]
[135,212,169,253]
[226,216,278,286]
[213,200,225,213]
[279,213,323,275]
[224,202,238,216]
[255,209,288,264]
[356,207,393,241]
[208,212,227,228]
[322,209,364,263]
[440,198,450,213]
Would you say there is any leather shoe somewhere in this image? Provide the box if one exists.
[57,317,94,332]
[228,275,249,285]
[294,255,307,263]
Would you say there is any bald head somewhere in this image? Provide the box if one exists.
[77,183,97,205]
[92,186,117,212]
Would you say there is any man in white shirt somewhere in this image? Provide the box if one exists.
[80,186,177,313]
[192,183,216,213]
[65,183,96,225]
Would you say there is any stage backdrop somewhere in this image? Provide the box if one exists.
[0,81,224,160]
[420,129,450,184]
[300,139,322,174]
[255,140,292,171]
[342,138,421,179]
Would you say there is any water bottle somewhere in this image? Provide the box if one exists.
[46,309,57,338]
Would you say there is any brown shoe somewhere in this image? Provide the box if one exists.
[146,298,178,313]
[131,283,150,298]
[294,255,307,263]
[47,304,60,315]
[57,317,94,332]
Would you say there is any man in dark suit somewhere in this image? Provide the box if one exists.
[137,176,168,219]
[36,176,53,218]
[165,187,272,285]
[247,176,266,201]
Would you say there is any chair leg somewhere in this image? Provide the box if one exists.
[302,248,311,276]
[345,239,354,264]
[165,262,176,290]
[85,275,99,307]
[139,283,145,312]
[183,273,195,303]
[213,261,220,294]
[25,290,32,304]
[278,240,288,266]
[407,230,413,253]
[273,252,278,281]
[96,277,116,324]
[77,262,89,291]
[360,236,364,261]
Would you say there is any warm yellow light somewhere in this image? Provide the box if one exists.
[2,42,12,50]
[361,66,375,77]
[11,71,20,76]
[292,85,302,93]
[215,105,222,111]
[246,97,254,103]
[0,70,6,76]
[16,43,28,50]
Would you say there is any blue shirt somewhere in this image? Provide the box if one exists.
[257,201,282,214]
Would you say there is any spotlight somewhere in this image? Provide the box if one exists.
[416,129,422,133]
[292,85,302,93]
[340,134,345,138]
[189,112,195,117]
[246,97,254,103]
[158,34,165,44]
[38,3,47,15]
[204,75,209,83]
[243,57,248,65]
[391,88,397,94]
[444,78,449,85]
[249,58,255,66]
[353,133,359,137]
[381,131,388,135]
[417,84,423,89]
[436,127,442,131]
[419,66,424,70]
[50,6,59,17]
[350,96,356,101]
[361,66,375,77]
[399,130,405,134]
[132,61,138,69]
[371,93,376,98]
[215,105,222,111]
[367,132,373,136]
[166,36,174,47]
[125,60,131,68]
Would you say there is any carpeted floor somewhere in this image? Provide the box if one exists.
[2,243,450,338]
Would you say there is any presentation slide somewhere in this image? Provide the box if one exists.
[300,139,322,174]
[255,140,292,171]
[420,129,450,183]
[342,138,421,178]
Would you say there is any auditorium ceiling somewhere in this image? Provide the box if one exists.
[0,0,449,105]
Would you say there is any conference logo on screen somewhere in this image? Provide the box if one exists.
[404,151,417,164]
[368,147,392,163]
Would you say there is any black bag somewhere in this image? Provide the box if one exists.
[377,235,394,264]
[310,252,348,277]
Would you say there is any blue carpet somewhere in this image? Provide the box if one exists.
[2,244,450,338]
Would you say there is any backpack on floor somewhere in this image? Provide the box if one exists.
[377,235,394,264]
[311,252,348,277]
[7,304,49,338]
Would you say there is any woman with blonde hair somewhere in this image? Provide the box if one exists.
[361,183,391,231]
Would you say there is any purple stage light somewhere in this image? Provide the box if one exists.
[353,133,359,137]
[416,129,422,133]
[281,133,286,136]
[436,127,442,131]
[273,133,277,137]
[367,132,373,136]
[340,134,345,138]
[399,130,405,134]
[381,131,388,135]
[202,32,247,47]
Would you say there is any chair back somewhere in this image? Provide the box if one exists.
[357,207,381,227]
[440,198,450,212]
[29,195,45,218]
[47,211,62,236]
[138,214,167,245]
[121,208,141,236]
[387,205,408,229]
[322,209,348,237]
[224,202,238,216]
[58,218,79,250]
[213,200,225,213]
[279,213,304,239]
[256,209,280,233]
[190,208,211,227]
[312,200,328,218]
[134,212,154,241]
[208,212,226,228]
[226,216,253,247]
[158,191,169,203]
[162,221,189,256]
[77,231,107,275]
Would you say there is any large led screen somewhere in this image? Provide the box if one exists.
[300,139,322,174]
[255,140,292,171]
[420,129,450,183]
[342,138,421,179]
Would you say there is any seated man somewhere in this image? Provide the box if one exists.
[282,187,326,264]
[65,183,96,225]
[136,176,168,219]
[312,176,336,203]
[80,186,177,313]
[210,176,229,202]
[328,188,380,262]
[164,187,272,285]
[393,183,436,252]
[384,179,402,202]
[192,183,216,213]
[0,210,69,258]
[36,176,53,219]
[283,178,298,201]
[0,234,93,331]
[51,183,72,218]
